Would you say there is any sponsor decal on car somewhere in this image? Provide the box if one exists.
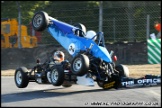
[103,81,115,89]
[121,78,161,87]
[68,43,75,55]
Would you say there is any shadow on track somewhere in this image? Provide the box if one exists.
[2,84,160,104]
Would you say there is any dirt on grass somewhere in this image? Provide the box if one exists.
[1,64,161,78]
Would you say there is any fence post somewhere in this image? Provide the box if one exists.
[16,1,22,49]
[99,1,103,32]
[127,1,134,42]
[113,18,116,42]
[146,14,150,40]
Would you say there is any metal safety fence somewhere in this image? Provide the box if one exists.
[1,1,161,46]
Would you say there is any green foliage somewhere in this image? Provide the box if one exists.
[1,1,50,25]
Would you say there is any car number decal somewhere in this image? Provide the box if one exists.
[68,43,75,55]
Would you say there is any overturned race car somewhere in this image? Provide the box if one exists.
[14,11,161,90]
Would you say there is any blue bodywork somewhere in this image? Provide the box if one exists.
[47,18,112,63]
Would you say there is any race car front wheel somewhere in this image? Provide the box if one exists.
[71,54,89,76]
[32,11,49,31]
[50,65,65,86]
[47,71,52,83]
[115,64,129,77]
[14,67,29,88]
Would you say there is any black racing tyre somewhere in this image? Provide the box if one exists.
[97,80,104,88]
[46,71,52,83]
[74,23,86,37]
[96,76,109,88]
[115,64,129,77]
[14,67,29,88]
[71,54,89,76]
[32,11,49,31]
[50,65,65,86]
[62,81,72,88]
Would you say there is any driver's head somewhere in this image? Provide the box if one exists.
[85,30,97,41]
[53,51,65,62]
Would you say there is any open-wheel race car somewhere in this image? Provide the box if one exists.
[14,11,161,90]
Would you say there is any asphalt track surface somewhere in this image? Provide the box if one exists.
[1,76,161,107]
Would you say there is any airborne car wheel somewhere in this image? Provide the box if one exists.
[50,65,65,86]
[115,64,129,77]
[71,54,89,76]
[14,67,29,88]
[32,11,49,31]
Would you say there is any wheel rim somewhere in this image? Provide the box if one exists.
[51,69,58,83]
[33,14,43,28]
[16,71,22,85]
[47,72,51,83]
[73,58,82,72]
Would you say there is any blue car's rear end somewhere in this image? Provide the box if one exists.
[47,18,112,63]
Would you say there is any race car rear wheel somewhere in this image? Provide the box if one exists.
[115,64,129,77]
[97,74,121,89]
[32,11,49,31]
[50,65,65,86]
[71,54,89,76]
[97,80,104,88]
[14,67,29,88]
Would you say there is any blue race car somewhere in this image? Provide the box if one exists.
[31,11,131,89]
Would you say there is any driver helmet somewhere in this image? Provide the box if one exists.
[85,30,97,41]
[74,23,86,37]
[53,51,65,62]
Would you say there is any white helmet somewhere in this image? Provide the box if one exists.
[53,51,65,62]
[85,30,97,41]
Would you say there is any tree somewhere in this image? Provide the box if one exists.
[1,1,50,25]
